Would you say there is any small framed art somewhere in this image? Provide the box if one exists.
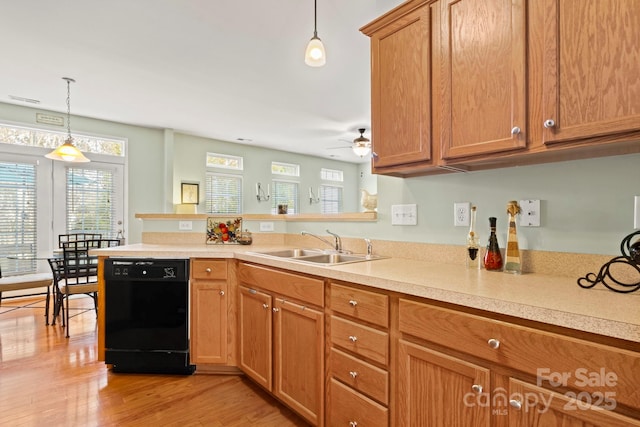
[181,183,199,204]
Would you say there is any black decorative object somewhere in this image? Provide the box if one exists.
[577,231,640,293]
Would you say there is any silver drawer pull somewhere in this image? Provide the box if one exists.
[348,300,358,307]
[205,268,212,273]
[487,338,500,349]
[348,335,358,343]
[349,371,358,379]
[543,119,555,128]
[219,290,225,296]
[471,384,483,394]
[511,126,521,135]
[349,422,358,427]
[262,303,269,309]
[509,399,522,410]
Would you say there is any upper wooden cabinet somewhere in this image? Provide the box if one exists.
[361,0,640,177]
[362,1,433,170]
[539,0,640,145]
[437,0,527,159]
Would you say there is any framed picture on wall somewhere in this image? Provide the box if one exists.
[181,183,199,204]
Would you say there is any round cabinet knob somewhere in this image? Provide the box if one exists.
[348,335,358,343]
[205,268,212,273]
[543,119,556,128]
[349,422,358,427]
[509,399,523,410]
[272,307,279,313]
[349,371,358,379]
[262,303,269,309]
[372,152,378,158]
[511,126,521,135]
[348,300,358,307]
[471,384,483,394]
[219,290,225,296]
[487,338,501,349]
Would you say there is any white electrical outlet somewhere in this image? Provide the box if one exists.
[519,199,541,227]
[259,221,274,232]
[391,204,417,225]
[454,202,470,226]
[634,195,640,229]
[178,221,192,231]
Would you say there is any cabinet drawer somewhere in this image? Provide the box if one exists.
[329,378,388,427]
[399,298,640,410]
[330,348,389,405]
[331,316,389,365]
[238,263,324,307]
[191,259,227,280]
[330,282,389,327]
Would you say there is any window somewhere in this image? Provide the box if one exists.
[0,122,125,156]
[66,168,117,235]
[271,180,298,214]
[320,185,343,214]
[271,161,300,177]
[321,168,343,182]
[0,161,37,275]
[205,173,243,214]
[206,152,243,170]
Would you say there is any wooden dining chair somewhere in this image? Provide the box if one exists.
[48,241,100,337]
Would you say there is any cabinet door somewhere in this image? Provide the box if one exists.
[273,298,324,426]
[369,3,433,169]
[397,339,490,427]
[438,0,527,159]
[238,286,272,390]
[541,0,640,145]
[508,378,640,427]
[190,281,227,364]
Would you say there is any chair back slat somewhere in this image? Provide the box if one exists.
[58,233,103,249]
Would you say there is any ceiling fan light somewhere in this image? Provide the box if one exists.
[305,36,326,66]
[352,143,371,158]
[45,138,90,162]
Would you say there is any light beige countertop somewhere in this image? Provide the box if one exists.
[92,243,640,344]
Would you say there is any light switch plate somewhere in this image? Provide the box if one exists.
[519,199,541,227]
[259,221,275,232]
[391,204,417,226]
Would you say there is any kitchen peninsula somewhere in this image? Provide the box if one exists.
[92,240,640,426]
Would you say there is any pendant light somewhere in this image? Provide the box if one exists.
[45,77,90,163]
[352,128,371,157]
[304,0,326,67]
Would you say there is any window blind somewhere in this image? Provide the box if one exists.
[205,173,243,214]
[66,167,116,236]
[320,185,343,214]
[0,162,37,275]
[272,181,299,214]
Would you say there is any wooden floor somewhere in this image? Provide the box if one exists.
[0,295,309,427]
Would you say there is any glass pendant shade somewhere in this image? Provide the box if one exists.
[45,77,90,163]
[305,36,326,67]
[352,128,371,157]
[352,143,371,157]
[45,138,90,162]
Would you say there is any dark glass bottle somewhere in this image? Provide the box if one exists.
[484,217,503,271]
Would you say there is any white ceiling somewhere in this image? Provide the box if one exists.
[1,0,404,164]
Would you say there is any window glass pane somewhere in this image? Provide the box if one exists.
[206,152,244,170]
[0,161,37,274]
[321,168,343,182]
[66,168,116,236]
[320,185,343,214]
[271,161,300,177]
[205,173,243,214]
[0,122,125,156]
[271,181,298,214]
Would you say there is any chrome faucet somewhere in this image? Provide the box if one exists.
[364,238,372,257]
[301,229,342,252]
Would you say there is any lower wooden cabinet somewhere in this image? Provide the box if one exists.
[397,340,491,427]
[237,263,325,426]
[329,378,388,427]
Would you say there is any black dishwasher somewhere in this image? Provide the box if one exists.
[104,258,194,374]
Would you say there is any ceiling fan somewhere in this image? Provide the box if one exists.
[328,128,371,157]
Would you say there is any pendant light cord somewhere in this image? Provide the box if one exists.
[66,79,72,140]
[313,0,318,37]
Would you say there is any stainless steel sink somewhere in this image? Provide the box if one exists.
[250,249,386,265]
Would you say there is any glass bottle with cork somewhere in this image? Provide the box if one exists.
[484,216,503,271]
[466,206,480,269]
